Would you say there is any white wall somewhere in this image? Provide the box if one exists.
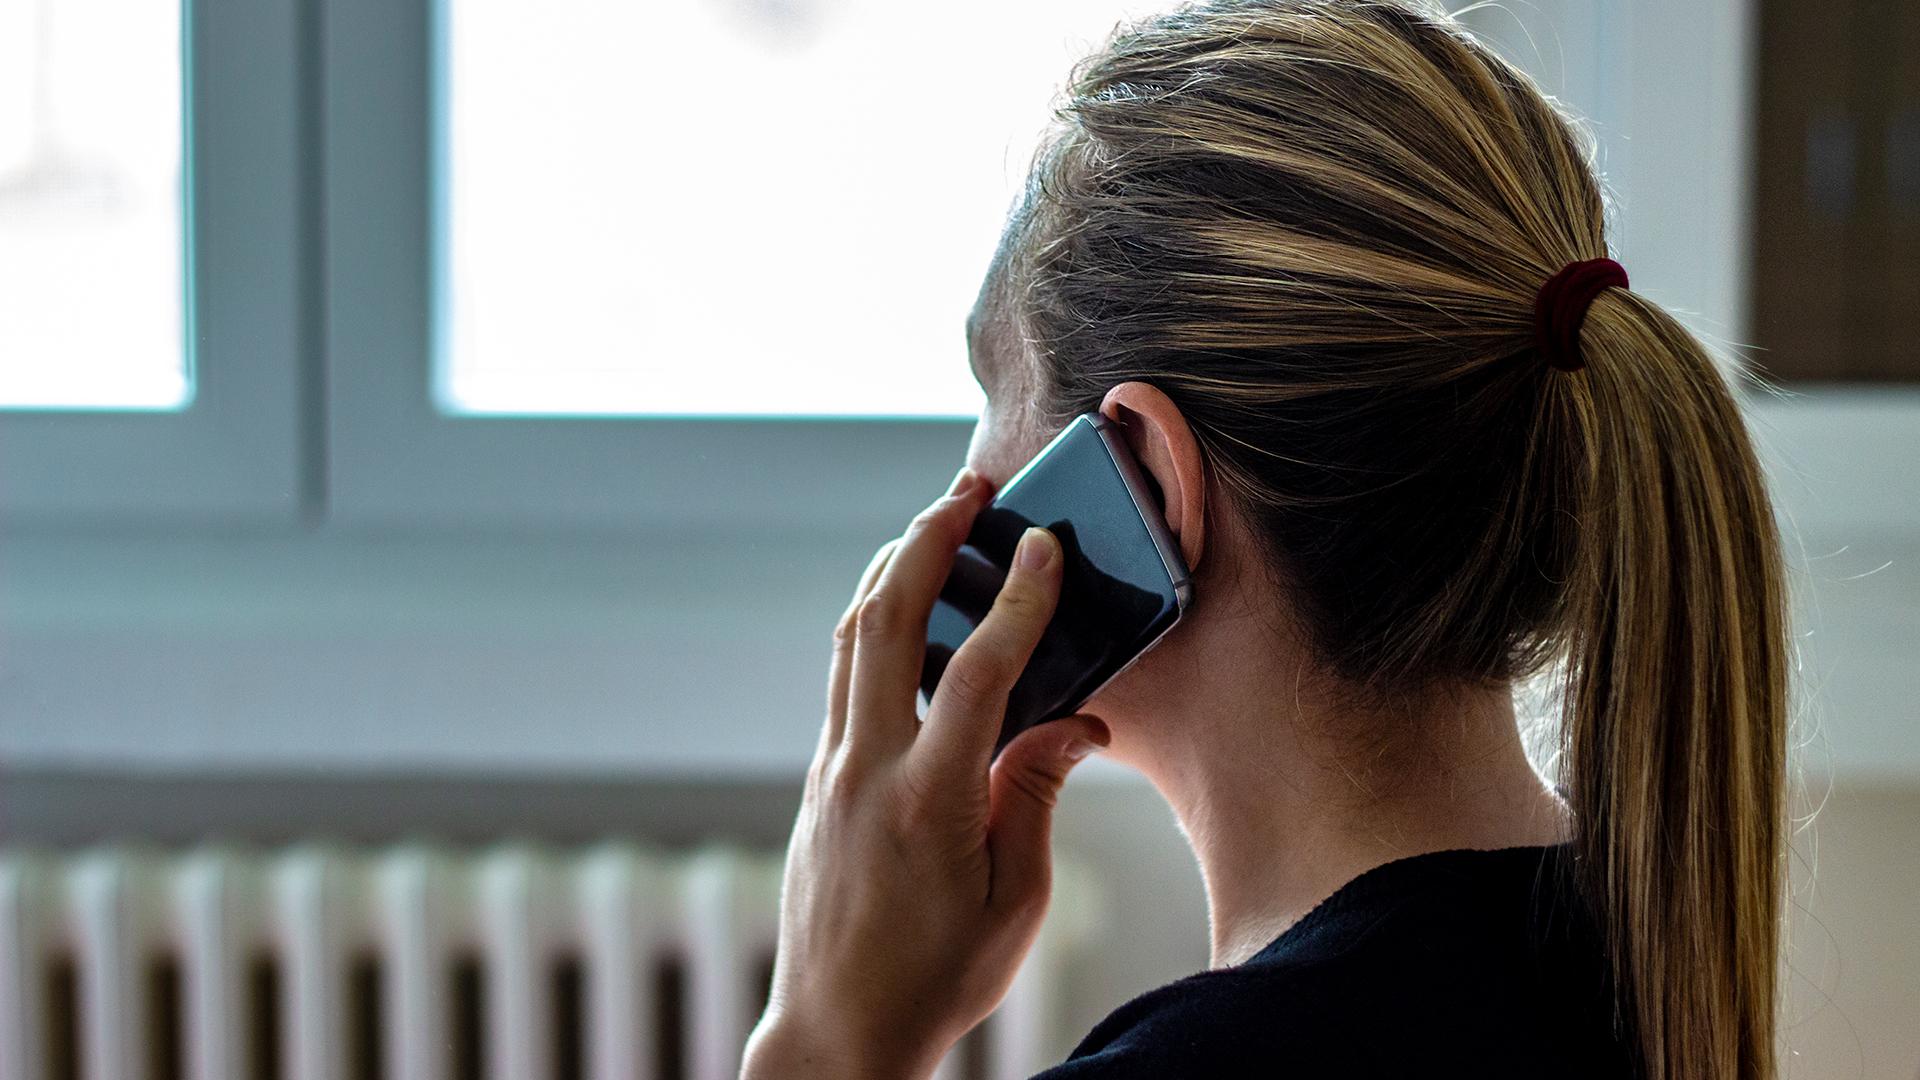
[1459,0,1755,345]
[1782,782,1920,1078]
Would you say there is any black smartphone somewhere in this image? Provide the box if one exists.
[920,412,1193,758]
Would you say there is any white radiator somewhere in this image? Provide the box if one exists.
[0,843,1101,1080]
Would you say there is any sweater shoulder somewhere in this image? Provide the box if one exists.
[1028,847,1636,1079]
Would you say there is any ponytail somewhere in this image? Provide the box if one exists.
[1557,289,1788,1080]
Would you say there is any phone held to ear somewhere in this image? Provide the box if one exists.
[920,412,1193,758]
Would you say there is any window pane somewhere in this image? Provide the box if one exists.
[442,1,1158,418]
[0,0,189,411]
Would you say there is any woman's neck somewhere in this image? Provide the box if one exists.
[1097,610,1570,969]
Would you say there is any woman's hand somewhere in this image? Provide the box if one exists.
[740,467,1111,1080]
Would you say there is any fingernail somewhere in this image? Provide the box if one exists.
[1015,527,1054,571]
[947,467,978,498]
[1064,738,1103,762]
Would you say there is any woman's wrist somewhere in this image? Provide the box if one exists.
[740,1008,941,1080]
[739,1019,848,1080]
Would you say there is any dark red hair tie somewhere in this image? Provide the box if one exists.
[1533,257,1628,372]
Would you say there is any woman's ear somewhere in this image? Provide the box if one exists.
[1097,382,1206,572]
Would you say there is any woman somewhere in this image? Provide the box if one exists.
[743,1,1787,1077]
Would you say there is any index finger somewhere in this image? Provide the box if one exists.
[912,525,1064,779]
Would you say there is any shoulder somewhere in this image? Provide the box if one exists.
[1027,846,1637,1080]
[1024,960,1382,1079]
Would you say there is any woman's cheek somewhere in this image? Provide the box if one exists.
[966,403,1055,489]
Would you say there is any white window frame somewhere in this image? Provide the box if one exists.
[317,0,974,536]
[0,0,309,523]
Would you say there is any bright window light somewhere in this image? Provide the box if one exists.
[440,0,1160,418]
[0,0,189,411]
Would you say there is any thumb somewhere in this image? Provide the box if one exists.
[985,715,1110,915]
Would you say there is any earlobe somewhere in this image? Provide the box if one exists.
[1097,383,1207,572]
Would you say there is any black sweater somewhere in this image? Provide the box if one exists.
[1030,844,1638,1078]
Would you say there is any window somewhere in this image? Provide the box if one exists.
[0,0,189,411]
[0,0,304,520]
[438,0,1163,418]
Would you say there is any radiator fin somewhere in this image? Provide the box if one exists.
[0,844,1100,1080]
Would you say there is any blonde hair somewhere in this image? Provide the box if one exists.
[998,2,1788,1077]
